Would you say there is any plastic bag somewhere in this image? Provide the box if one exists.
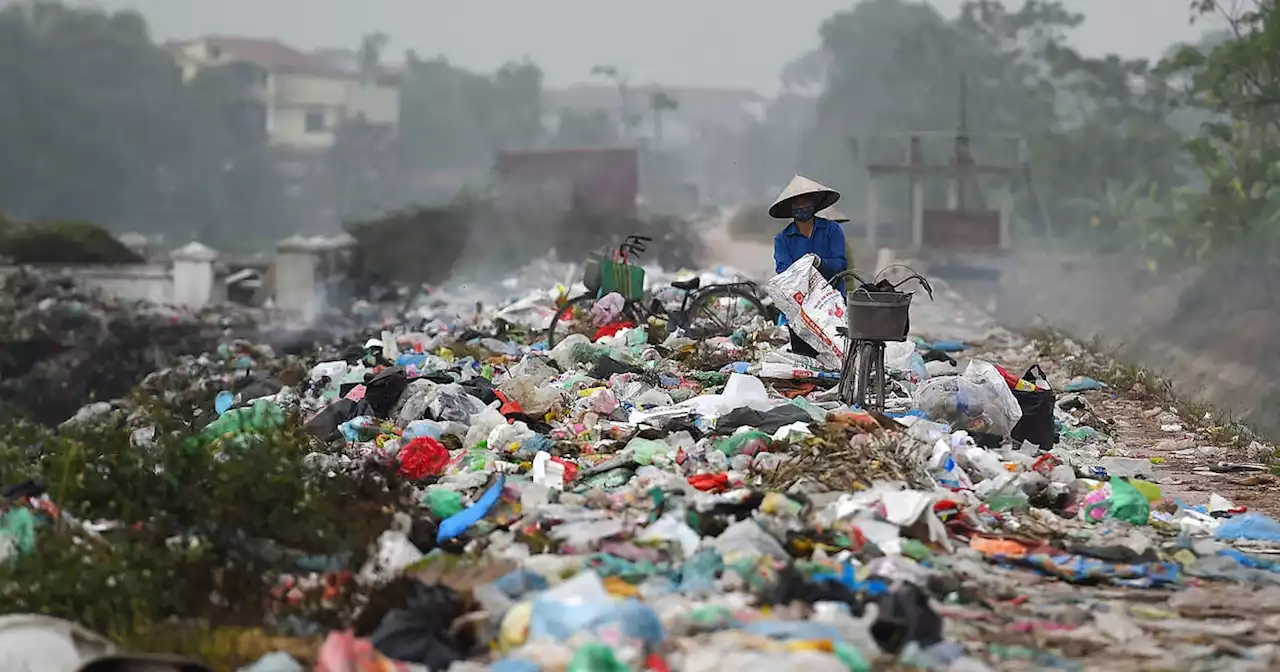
[915,360,1023,436]
[764,254,848,369]
[497,375,566,417]
[1082,479,1150,525]
[590,292,627,327]
[1215,512,1280,542]
[627,438,673,466]
[394,379,439,426]
[402,419,444,442]
[430,384,487,424]
[398,437,450,480]
[715,430,771,457]
[883,341,927,383]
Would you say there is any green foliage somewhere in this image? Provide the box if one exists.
[398,57,546,175]
[796,0,1280,276]
[0,218,143,264]
[0,3,285,242]
[0,405,405,642]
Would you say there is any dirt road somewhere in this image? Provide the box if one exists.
[700,224,1279,516]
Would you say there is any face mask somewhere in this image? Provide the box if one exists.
[791,204,816,222]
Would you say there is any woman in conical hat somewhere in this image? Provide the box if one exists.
[770,175,848,358]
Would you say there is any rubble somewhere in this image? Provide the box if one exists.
[0,255,1278,671]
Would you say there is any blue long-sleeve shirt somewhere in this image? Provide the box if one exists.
[773,217,848,293]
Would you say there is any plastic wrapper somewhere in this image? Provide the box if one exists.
[764,253,847,369]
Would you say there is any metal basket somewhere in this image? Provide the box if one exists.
[846,289,913,341]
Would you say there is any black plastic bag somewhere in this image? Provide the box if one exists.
[460,378,498,406]
[870,583,944,654]
[1009,364,1057,450]
[303,398,364,442]
[364,367,408,418]
[370,583,469,670]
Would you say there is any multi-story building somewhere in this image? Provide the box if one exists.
[164,36,401,154]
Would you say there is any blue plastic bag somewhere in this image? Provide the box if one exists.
[1216,512,1280,542]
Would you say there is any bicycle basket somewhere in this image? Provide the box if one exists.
[599,258,645,301]
[846,289,913,341]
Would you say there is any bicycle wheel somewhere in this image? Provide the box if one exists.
[686,286,770,339]
[546,295,641,348]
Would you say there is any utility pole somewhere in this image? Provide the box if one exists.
[650,91,678,148]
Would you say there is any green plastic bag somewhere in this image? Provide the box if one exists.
[423,488,464,518]
[198,398,285,449]
[1106,478,1151,525]
[628,438,672,466]
[0,508,37,561]
[567,642,627,672]
[715,430,770,456]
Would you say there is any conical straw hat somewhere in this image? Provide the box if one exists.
[769,175,841,219]
[818,205,850,223]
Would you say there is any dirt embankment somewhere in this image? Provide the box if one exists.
[984,249,1280,439]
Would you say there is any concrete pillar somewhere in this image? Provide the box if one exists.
[998,187,1013,250]
[865,178,879,252]
[911,180,925,250]
[946,180,959,210]
[170,241,218,309]
[875,247,896,277]
[275,235,322,320]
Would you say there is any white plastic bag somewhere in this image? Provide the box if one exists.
[915,359,1023,436]
[764,254,847,369]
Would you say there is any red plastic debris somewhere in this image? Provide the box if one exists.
[398,437,450,480]
[494,389,524,418]
[593,321,635,340]
[688,473,730,492]
[550,456,579,483]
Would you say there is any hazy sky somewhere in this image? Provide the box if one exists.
[84,0,1213,93]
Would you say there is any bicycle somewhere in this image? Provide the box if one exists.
[828,266,933,412]
[546,234,775,347]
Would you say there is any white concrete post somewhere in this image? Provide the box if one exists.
[170,241,218,309]
[998,187,1013,250]
[275,235,321,320]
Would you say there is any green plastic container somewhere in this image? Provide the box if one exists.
[598,259,646,301]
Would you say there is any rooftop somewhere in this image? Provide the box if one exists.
[164,36,403,83]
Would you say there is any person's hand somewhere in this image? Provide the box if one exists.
[811,256,822,269]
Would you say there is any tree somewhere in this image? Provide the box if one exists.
[397,55,547,178]
[358,31,389,80]
[552,109,619,148]
[799,0,1188,237]
[1157,0,1280,254]
[0,2,279,243]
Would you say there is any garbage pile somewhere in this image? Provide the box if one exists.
[3,257,1280,672]
[0,268,271,425]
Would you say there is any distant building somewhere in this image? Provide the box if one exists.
[163,36,402,154]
